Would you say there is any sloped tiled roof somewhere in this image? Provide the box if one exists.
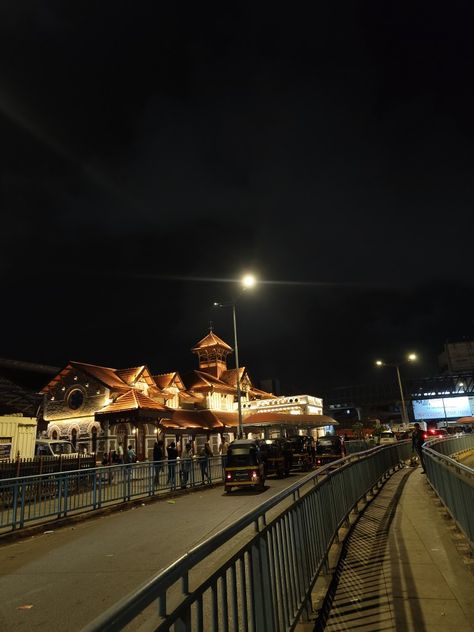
[153,373,175,389]
[96,390,172,416]
[69,362,129,390]
[191,332,233,352]
[152,372,186,391]
[168,409,226,429]
[179,391,204,403]
[182,370,236,394]
[116,366,146,386]
[220,367,245,387]
[117,366,157,389]
[41,362,128,393]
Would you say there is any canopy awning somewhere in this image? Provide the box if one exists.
[455,416,474,424]
[242,412,338,427]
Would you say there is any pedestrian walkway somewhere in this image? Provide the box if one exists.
[315,466,474,631]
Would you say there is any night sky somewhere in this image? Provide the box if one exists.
[1,3,473,396]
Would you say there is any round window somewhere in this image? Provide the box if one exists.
[68,389,84,410]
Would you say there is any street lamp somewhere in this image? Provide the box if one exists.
[375,353,418,425]
[214,273,257,439]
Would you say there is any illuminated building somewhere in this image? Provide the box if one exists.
[40,331,333,459]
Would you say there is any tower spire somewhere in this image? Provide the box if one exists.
[191,331,233,378]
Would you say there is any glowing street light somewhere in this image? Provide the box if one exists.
[213,274,257,439]
[375,353,418,425]
[242,273,257,289]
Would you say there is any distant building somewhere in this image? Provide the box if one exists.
[438,341,474,374]
[40,331,331,460]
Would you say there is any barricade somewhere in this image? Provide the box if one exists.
[82,442,412,632]
[423,434,474,551]
[0,456,224,533]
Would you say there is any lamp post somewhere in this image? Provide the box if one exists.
[375,353,417,425]
[214,273,257,439]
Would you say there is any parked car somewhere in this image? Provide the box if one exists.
[378,431,397,445]
[35,440,77,457]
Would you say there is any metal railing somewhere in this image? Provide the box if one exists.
[82,442,412,632]
[0,456,225,533]
[423,434,474,550]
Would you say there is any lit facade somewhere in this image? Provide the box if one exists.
[40,331,329,460]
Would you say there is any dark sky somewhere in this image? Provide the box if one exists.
[1,3,473,396]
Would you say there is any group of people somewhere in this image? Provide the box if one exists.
[152,437,229,489]
[101,442,136,467]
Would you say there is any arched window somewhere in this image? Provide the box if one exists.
[52,430,58,440]
[71,428,77,449]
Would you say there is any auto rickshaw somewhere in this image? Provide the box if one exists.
[224,439,266,493]
[285,436,314,472]
[315,434,346,468]
[257,439,290,478]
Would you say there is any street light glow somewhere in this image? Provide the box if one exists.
[373,352,419,424]
[241,273,257,289]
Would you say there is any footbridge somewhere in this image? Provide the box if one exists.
[80,436,474,632]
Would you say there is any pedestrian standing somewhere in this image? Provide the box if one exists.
[219,436,229,466]
[167,441,178,489]
[180,442,193,488]
[127,444,136,463]
[116,441,124,464]
[153,440,164,484]
[412,423,426,473]
[199,440,213,484]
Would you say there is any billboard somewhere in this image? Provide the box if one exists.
[412,396,473,421]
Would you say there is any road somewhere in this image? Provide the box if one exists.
[0,472,309,631]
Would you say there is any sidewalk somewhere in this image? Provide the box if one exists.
[316,466,474,631]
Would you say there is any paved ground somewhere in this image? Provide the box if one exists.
[314,466,474,631]
[0,473,308,631]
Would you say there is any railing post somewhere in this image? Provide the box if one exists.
[250,537,275,632]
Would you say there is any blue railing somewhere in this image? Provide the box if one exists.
[0,456,225,533]
[423,434,474,550]
[81,442,412,632]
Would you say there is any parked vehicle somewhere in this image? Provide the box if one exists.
[315,435,346,467]
[258,439,291,477]
[35,440,77,457]
[378,431,397,445]
[422,428,448,441]
[224,440,265,493]
[284,436,313,472]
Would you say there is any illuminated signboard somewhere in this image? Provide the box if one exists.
[412,396,473,420]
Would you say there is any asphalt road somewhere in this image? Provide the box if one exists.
[0,473,309,631]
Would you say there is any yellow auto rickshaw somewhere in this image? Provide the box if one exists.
[224,439,266,493]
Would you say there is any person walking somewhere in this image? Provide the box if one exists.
[166,441,178,489]
[412,423,426,473]
[153,440,164,485]
[180,442,193,488]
